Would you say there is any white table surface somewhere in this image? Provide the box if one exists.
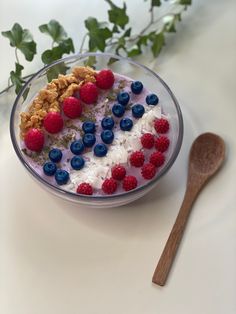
[1,0,236,313]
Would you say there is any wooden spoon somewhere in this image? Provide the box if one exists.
[152,132,225,286]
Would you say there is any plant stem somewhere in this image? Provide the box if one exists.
[15,48,20,64]
[79,33,88,53]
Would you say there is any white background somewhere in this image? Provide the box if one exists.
[0,0,236,313]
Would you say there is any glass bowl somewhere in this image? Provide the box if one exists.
[10,52,183,208]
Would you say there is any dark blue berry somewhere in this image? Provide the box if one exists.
[70,140,85,155]
[120,118,133,131]
[83,133,96,147]
[49,148,62,162]
[131,81,143,94]
[101,130,114,144]
[55,169,69,185]
[82,121,96,133]
[101,116,115,130]
[94,143,108,157]
[146,93,159,105]
[112,103,125,117]
[117,91,130,106]
[132,104,145,118]
[70,156,85,170]
[43,161,57,176]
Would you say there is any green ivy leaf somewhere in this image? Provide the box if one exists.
[112,25,120,33]
[84,56,97,68]
[57,38,74,54]
[107,57,119,65]
[150,32,165,57]
[151,0,161,6]
[176,13,182,21]
[46,63,68,82]
[137,35,150,48]
[10,63,25,94]
[127,47,141,57]
[2,23,36,61]
[165,18,176,32]
[39,20,67,43]
[85,17,112,51]
[123,28,131,37]
[179,0,191,5]
[105,0,129,29]
[41,47,62,64]
[41,39,74,65]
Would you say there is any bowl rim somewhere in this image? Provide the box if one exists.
[10,52,184,201]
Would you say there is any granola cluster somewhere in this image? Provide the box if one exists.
[20,66,96,138]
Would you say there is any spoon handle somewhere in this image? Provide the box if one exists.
[152,178,204,286]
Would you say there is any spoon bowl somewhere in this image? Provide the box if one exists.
[190,132,225,175]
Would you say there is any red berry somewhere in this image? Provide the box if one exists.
[122,175,138,191]
[111,165,126,180]
[43,112,63,134]
[149,151,165,167]
[130,151,145,167]
[24,128,44,152]
[102,178,117,194]
[62,96,82,119]
[79,82,98,104]
[141,163,156,180]
[96,69,115,89]
[154,118,169,133]
[76,182,93,195]
[141,133,155,149]
[155,135,170,152]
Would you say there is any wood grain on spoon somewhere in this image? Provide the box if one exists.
[152,132,225,286]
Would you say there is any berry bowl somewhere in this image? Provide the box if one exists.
[10,52,183,208]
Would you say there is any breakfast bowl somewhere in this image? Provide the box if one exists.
[10,52,183,208]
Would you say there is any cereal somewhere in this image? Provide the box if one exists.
[20,66,97,138]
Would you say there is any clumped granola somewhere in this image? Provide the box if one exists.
[20,66,97,138]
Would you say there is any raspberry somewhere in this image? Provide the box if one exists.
[96,69,115,89]
[130,151,145,167]
[76,182,93,195]
[122,176,138,191]
[24,128,44,152]
[111,165,126,180]
[154,118,169,133]
[43,112,63,134]
[155,135,170,152]
[79,82,98,104]
[102,178,117,194]
[149,151,165,167]
[140,133,155,149]
[141,163,156,180]
[62,96,82,119]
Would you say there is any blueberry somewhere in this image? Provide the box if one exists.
[55,169,69,185]
[146,93,159,105]
[49,148,62,162]
[94,143,108,157]
[83,133,96,147]
[70,140,85,155]
[120,118,133,131]
[101,116,115,130]
[101,130,114,144]
[70,156,85,170]
[43,161,57,176]
[131,81,143,94]
[132,104,145,118]
[112,103,125,117]
[82,121,96,133]
[117,91,130,106]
